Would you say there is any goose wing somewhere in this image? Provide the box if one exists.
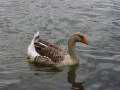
[34,38,66,63]
[33,56,56,66]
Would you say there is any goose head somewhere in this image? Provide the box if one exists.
[73,32,88,45]
[68,32,88,48]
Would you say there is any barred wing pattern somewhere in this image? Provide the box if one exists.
[34,38,66,64]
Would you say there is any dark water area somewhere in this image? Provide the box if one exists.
[0,0,120,90]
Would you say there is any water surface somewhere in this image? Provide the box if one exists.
[0,0,120,90]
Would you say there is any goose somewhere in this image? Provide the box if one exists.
[27,32,88,67]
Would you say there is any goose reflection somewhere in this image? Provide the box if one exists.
[28,62,62,72]
[28,63,85,90]
[68,65,85,90]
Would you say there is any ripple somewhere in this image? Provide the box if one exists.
[0,79,20,88]
[0,0,120,90]
[98,63,115,69]
[113,65,120,71]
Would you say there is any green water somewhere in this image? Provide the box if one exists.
[0,0,120,90]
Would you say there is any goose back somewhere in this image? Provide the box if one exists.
[34,38,66,63]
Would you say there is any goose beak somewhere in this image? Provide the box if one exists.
[82,35,88,45]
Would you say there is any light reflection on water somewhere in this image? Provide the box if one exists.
[0,0,120,90]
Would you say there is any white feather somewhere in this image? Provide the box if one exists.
[27,32,40,59]
[38,42,48,47]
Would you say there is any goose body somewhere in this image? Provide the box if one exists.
[27,32,88,67]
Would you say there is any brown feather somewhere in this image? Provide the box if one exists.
[35,38,63,51]
[34,38,65,63]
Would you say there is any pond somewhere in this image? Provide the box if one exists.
[0,0,120,90]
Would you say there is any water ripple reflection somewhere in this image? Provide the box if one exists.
[0,0,120,90]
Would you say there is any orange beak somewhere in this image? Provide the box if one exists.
[82,35,88,45]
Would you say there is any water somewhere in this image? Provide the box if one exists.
[0,0,120,90]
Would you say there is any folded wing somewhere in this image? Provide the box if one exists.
[34,38,66,63]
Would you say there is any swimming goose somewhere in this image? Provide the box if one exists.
[27,32,88,67]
